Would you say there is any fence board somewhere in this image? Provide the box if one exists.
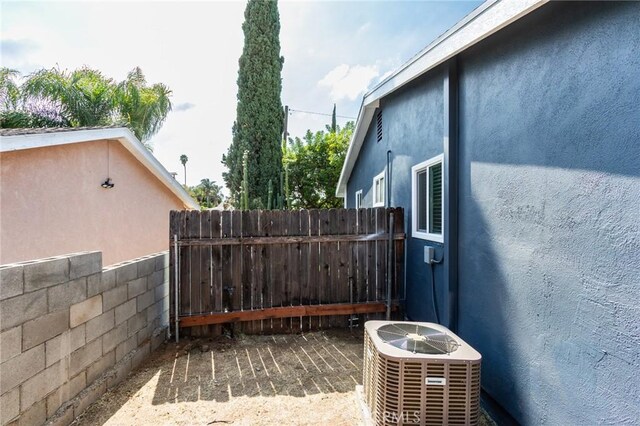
[170,207,404,335]
[308,209,320,330]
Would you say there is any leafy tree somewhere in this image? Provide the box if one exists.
[284,121,354,209]
[188,178,223,209]
[0,66,172,146]
[180,154,188,186]
[222,0,284,209]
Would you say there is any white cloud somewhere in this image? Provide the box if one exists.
[318,64,379,102]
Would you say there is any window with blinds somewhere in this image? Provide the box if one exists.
[411,154,444,242]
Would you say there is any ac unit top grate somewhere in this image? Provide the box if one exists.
[365,320,482,361]
[377,323,460,354]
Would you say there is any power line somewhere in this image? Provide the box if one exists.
[288,108,356,120]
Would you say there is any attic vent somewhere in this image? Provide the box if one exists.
[376,110,383,143]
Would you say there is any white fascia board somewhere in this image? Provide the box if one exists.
[335,99,379,197]
[0,127,199,209]
[335,0,548,198]
[367,0,548,102]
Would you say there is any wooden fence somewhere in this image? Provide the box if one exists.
[169,207,404,336]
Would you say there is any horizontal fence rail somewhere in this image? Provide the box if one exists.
[169,207,404,336]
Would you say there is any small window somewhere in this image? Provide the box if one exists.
[376,110,383,143]
[412,155,443,242]
[355,190,363,209]
[373,170,385,207]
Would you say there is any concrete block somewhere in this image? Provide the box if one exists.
[48,277,87,313]
[0,344,45,394]
[127,277,146,299]
[23,258,69,292]
[106,358,131,389]
[153,283,165,302]
[0,265,24,301]
[85,310,114,343]
[115,336,136,361]
[127,312,146,337]
[147,269,165,290]
[137,257,156,278]
[0,326,22,363]
[87,269,115,298]
[146,300,159,323]
[45,402,74,426]
[73,381,106,419]
[102,285,127,312]
[0,289,47,331]
[115,299,136,325]
[137,289,154,313]
[16,399,46,426]
[69,338,101,377]
[69,251,102,280]
[20,360,68,411]
[70,295,102,328]
[0,387,19,424]
[136,322,152,346]
[115,262,137,285]
[102,322,127,354]
[154,252,169,271]
[23,310,69,351]
[86,350,115,384]
[151,329,166,352]
[46,372,85,417]
[45,327,85,367]
[131,341,151,370]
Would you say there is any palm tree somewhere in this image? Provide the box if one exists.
[115,67,172,142]
[197,178,223,207]
[1,66,172,148]
[180,155,188,186]
[21,67,116,127]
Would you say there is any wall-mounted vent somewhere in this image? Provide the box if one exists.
[376,110,383,143]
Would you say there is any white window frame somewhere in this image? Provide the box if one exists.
[411,154,444,242]
[372,170,385,207]
[355,190,363,209]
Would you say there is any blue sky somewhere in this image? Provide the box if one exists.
[1,0,481,190]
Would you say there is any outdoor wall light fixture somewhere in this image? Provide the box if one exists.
[101,178,115,189]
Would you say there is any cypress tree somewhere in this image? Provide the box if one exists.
[222,0,284,209]
[331,104,337,133]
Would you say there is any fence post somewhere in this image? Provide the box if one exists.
[174,234,180,343]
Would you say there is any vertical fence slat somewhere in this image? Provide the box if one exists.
[289,210,301,331]
[376,208,387,317]
[210,210,222,335]
[308,209,320,330]
[221,211,232,315]
[230,211,243,317]
[299,210,310,332]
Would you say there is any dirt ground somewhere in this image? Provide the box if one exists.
[73,329,494,426]
[73,329,366,425]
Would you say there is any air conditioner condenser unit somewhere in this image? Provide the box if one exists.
[363,321,482,425]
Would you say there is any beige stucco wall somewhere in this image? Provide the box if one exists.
[0,139,188,265]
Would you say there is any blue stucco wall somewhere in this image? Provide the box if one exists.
[347,69,445,321]
[457,2,640,424]
[345,1,640,424]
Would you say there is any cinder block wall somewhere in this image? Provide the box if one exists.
[0,251,169,425]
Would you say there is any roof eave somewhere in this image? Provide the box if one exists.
[335,0,549,198]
